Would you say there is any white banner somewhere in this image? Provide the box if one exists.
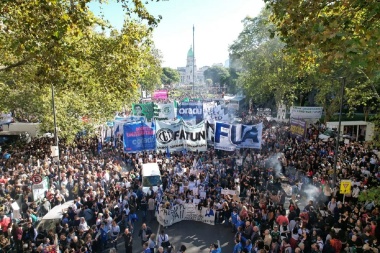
[155,119,207,152]
[290,106,323,119]
[157,203,215,227]
[203,103,229,124]
[214,122,263,151]
[221,189,236,195]
[155,103,175,120]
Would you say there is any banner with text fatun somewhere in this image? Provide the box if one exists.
[155,119,207,152]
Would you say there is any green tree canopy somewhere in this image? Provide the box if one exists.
[161,67,180,86]
[0,0,162,142]
[203,65,230,87]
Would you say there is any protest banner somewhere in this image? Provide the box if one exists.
[290,106,323,119]
[155,119,207,152]
[214,122,263,151]
[157,203,215,227]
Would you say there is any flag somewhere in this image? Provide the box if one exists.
[114,125,120,147]
[196,158,203,170]
[97,140,102,154]
[166,146,170,158]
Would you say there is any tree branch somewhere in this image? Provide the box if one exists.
[356,67,380,99]
[0,55,35,72]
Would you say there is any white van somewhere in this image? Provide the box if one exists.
[141,163,162,194]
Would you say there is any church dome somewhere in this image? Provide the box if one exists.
[187,47,194,57]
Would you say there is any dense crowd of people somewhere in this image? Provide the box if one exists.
[0,113,379,253]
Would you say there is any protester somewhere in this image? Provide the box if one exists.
[0,108,379,253]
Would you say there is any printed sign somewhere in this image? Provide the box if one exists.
[32,174,43,184]
[221,189,236,195]
[290,106,323,119]
[132,103,154,121]
[256,108,272,116]
[155,119,207,152]
[177,102,203,125]
[114,116,146,138]
[340,180,352,194]
[154,102,175,120]
[153,90,168,100]
[214,122,263,151]
[157,203,215,227]
[203,102,229,124]
[290,118,307,138]
[123,121,155,153]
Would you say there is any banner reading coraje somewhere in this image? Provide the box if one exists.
[155,119,207,152]
[123,121,155,153]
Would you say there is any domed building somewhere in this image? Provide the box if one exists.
[177,46,206,85]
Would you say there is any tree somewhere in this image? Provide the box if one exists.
[229,8,308,110]
[358,187,380,205]
[161,67,180,86]
[203,65,230,87]
[264,0,380,124]
[0,0,162,142]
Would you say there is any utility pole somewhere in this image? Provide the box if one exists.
[192,25,195,97]
[333,77,345,189]
[51,84,60,188]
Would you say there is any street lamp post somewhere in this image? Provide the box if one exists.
[51,84,60,188]
[332,77,345,189]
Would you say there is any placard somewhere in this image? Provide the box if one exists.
[221,189,236,195]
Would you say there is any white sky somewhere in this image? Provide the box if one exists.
[89,0,265,68]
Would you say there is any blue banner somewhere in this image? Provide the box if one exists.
[214,122,263,151]
[177,102,203,125]
[123,121,156,153]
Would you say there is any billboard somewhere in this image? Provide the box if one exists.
[214,122,263,151]
[155,119,207,152]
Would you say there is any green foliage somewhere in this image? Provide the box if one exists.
[0,0,162,142]
[358,187,380,205]
[161,67,180,86]
[203,65,230,87]
[230,3,379,132]
[229,8,309,109]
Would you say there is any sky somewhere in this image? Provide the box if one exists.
[88,0,265,69]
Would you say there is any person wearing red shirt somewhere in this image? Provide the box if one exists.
[0,215,11,236]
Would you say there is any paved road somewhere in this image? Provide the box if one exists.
[109,215,235,253]
[107,183,305,253]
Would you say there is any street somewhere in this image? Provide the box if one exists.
[110,214,235,253]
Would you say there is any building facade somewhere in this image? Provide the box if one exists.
[177,47,206,85]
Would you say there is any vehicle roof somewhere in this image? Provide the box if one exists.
[41,200,74,220]
[141,163,161,176]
